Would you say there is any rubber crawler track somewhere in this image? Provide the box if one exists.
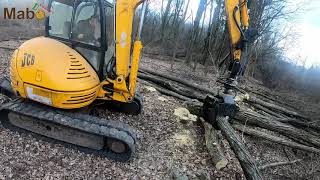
[0,99,137,162]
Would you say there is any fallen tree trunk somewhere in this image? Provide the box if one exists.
[149,83,263,178]
[138,77,319,175]
[245,96,307,120]
[236,110,320,148]
[243,87,297,111]
[0,46,15,50]
[259,159,302,170]
[251,104,320,133]
[216,79,246,94]
[216,116,263,180]
[251,103,284,119]
[139,80,192,101]
[201,119,228,170]
[139,69,309,122]
[143,81,318,143]
[233,123,320,154]
[139,68,216,96]
[277,118,320,135]
[182,100,320,151]
[138,73,206,101]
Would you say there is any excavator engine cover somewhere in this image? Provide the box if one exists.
[10,37,100,109]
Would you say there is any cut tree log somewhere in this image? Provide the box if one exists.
[259,159,302,170]
[244,95,308,120]
[216,79,246,94]
[251,104,320,134]
[147,83,319,143]
[139,76,318,179]
[181,99,320,151]
[216,116,263,180]
[200,118,228,170]
[139,68,216,96]
[251,103,284,119]
[0,46,15,50]
[233,123,320,154]
[138,69,309,122]
[243,87,297,111]
[236,110,320,148]
[138,73,206,100]
[277,117,320,135]
[139,80,192,101]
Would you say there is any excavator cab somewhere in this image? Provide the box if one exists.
[40,0,146,113]
[46,0,114,78]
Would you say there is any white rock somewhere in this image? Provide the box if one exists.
[174,107,197,122]
[188,114,198,122]
[158,96,167,102]
[144,86,157,92]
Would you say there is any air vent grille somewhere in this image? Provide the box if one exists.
[66,52,91,80]
[62,89,97,105]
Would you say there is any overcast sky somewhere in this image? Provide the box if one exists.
[286,0,320,67]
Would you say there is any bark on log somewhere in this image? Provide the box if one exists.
[185,100,320,150]
[236,110,320,148]
[139,80,192,101]
[201,119,228,170]
[139,77,320,154]
[139,68,216,96]
[251,104,320,134]
[233,124,320,154]
[245,96,307,120]
[243,87,298,111]
[251,103,284,119]
[138,73,206,100]
[277,117,320,135]
[216,79,246,94]
[183,99,263,179]
[0,46,15,50]
[259,159,302,170]
[216,116,263,180]
[138,69,308,122]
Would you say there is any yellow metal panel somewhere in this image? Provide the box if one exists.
[240,0,249,28]
[10,37,101,109]
[101,0,144,103]
[10,49,26,97]
[24,84,100,109]
[233,49,241,61]
[224,0,241,45]
[13,37,100,92]
[97,79,132,103]
[129,41,142,96]
[115,0,143,78]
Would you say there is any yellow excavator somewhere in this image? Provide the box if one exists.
[0,0,255,162]
[0,0,147,162]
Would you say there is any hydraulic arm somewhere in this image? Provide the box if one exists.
[224,0,257,85]
[203,0,257,125]
[98,0,146,104]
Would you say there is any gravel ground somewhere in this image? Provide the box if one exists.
[1,40,320,179]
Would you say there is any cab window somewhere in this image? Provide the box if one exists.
[103,2,115,67]
[72,0,101,47]
[48,0,74,39]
